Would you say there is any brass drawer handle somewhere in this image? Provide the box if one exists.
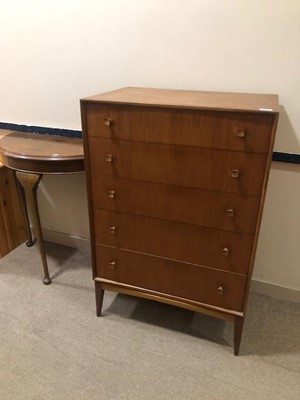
[230,169,240,178]
[105,154,113,163]
[104,117,112,126]
[109,226,116,234]
[235,129,245,138]
[222,248,229,256]
[109,261,116,269]
[107,190,116,199]
[226,209,235,218]
[217,286,224,295]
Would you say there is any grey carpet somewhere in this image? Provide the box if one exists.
[0,242,299,400]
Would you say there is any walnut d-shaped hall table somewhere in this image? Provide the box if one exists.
[0,130,84,284]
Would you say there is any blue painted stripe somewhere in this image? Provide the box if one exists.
[1,122,299,164]
[0,122,82,138]
[272,152,300,165]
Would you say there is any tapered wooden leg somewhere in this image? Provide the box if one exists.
[95,281,104,316]
[13,171,36,247]
[16,172,51,285]
[234,316,244,356]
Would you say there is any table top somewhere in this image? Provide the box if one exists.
[0,130,85,174]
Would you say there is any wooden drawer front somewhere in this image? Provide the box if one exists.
[95,245,247,311]
[85,103,273,153]
[94,209,253,274]
[88,138,266,195]
[91,176,259,234]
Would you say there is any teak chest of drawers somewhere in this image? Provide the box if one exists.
[81,87,279,355]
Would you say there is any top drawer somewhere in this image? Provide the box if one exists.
[84,103,274,153]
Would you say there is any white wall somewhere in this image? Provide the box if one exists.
[0,1,299,293]
[255,163,300,290]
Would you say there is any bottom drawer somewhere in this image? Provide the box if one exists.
[95,245,247,311]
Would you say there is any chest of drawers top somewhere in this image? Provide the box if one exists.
[82,87,279,113]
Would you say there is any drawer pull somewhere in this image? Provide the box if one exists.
[109,261,116,269]
[222,248,230,256]
[230,169,240,178]
[105,154,113,163]
[109,226,116,234]
[236,129,245,138]
[103,117,112,126]
[226,209,235,218]
[107,190,116,199]
[217,286,224,295]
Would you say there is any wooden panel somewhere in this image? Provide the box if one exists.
[0,166,27,258]
[95,244,247,311]
[94,209,253,274]
[86,104,273,153]
[88,138,267,195]
[0,200,10,257]
[91,176,260,234]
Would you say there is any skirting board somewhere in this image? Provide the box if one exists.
[42,229,90,252]
[250,280,300,304]
[43,229,300,304]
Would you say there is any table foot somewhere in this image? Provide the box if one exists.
[26,238,37,247]
[43,277,52,285]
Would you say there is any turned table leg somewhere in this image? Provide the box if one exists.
[16,171,51,285]
[234,316,245,356]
